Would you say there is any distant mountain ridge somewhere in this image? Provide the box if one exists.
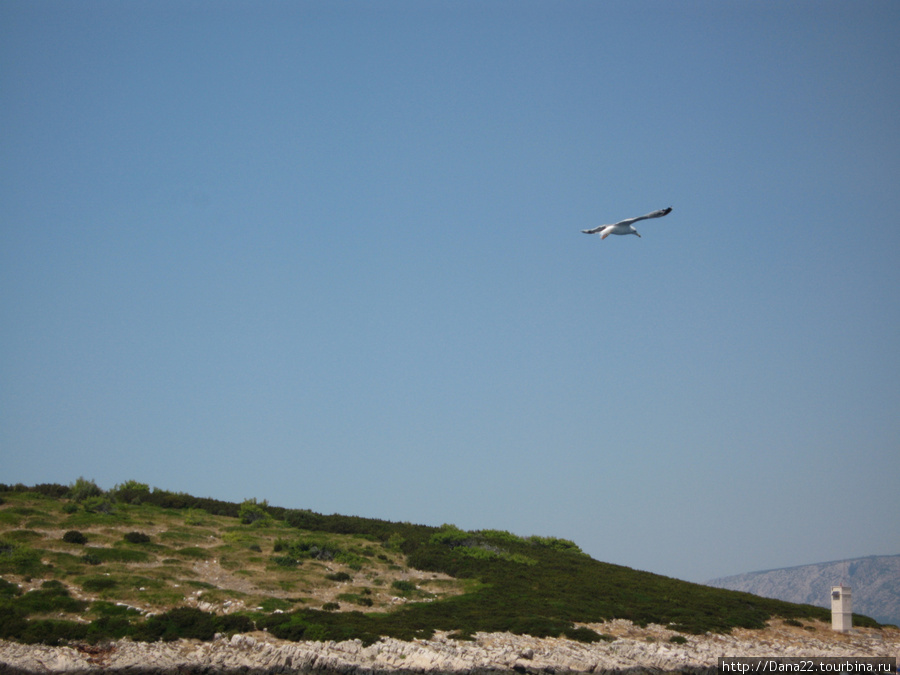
[707,555,900,627]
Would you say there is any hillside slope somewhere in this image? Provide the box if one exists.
[0,481,883,646]
[708,555,900,627]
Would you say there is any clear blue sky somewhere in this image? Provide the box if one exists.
[2,1,898,584]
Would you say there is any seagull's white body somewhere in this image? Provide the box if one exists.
[582,207,672,239]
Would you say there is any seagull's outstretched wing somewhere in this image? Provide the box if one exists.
[581,223,609,235]
[619,206,672,225]
[581,206,672,234]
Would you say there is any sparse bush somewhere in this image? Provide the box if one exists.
[337,592,373,606]
[81,553,102,565]
[14,581,86,615]
[174,547,209,560]
[669,635,688,644]
[136,607,218,642]
[274,537,345,562]
[477,529,527,546]
[391,580,417,593]
[326,572,352,582]
[123,531,151,544]
[18,618,89,645]
[565,626,605,643]
[526,535,583,554]
[111,480,150,504]
[0,607,27,640]
[67,477,103,502]
[271,555,302,568]
[30,484,69,498]
[0,541,43,575]
[80,547,149,563]
[218,613,255,635]
[239,498,272,526]
[63,530,88,545]
[90,601,141,618]
[82,496,114,514]
[430,524,471,548]
[134,607,251,642]
[81,576,118,592]
[260,597,294,612]
[0,577,22,598]
[322,602,340,611]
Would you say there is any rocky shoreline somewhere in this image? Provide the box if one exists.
[2,620,898,675]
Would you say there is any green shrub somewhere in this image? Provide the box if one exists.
[386,532,405,551]
[85,614,135,641]
[14,582,87,615]
[260,598,294,612]
[18,618,89,645]
[89,601,141,618]
[82,496,114,514]
[0,577,22,598]
[477,529,527,546]
[133,607,251,642]
[507,616,571,638]
[322,602,340,611]
[271,555,303,568]
[80,547,150,563]
[67,477,103,502]
[219,613,255,635]
[3,529,43,543]
[391,580,417,593]
[123,531,151,544]
[80,576,119,592]
[175,547,210,560]
[111,480,150,504]
[63,530,88,545]
[669,635,688,644]
[337,593,373,606]
[430,524,471,548]
[0,541,43,575]
[239,498,272,526]
[326,572,352,582]
[0,607,27,640]
[135,607,218,642]
[565,626,605,643]
[274,537,344,562]
[526,535,583,554]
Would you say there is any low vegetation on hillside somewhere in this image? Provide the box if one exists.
[0,480,881,646]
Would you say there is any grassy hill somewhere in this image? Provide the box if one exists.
[0,480,881,646]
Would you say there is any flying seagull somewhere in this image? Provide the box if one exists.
[581,207,672,239]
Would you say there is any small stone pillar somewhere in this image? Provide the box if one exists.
[831,585,852,633]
